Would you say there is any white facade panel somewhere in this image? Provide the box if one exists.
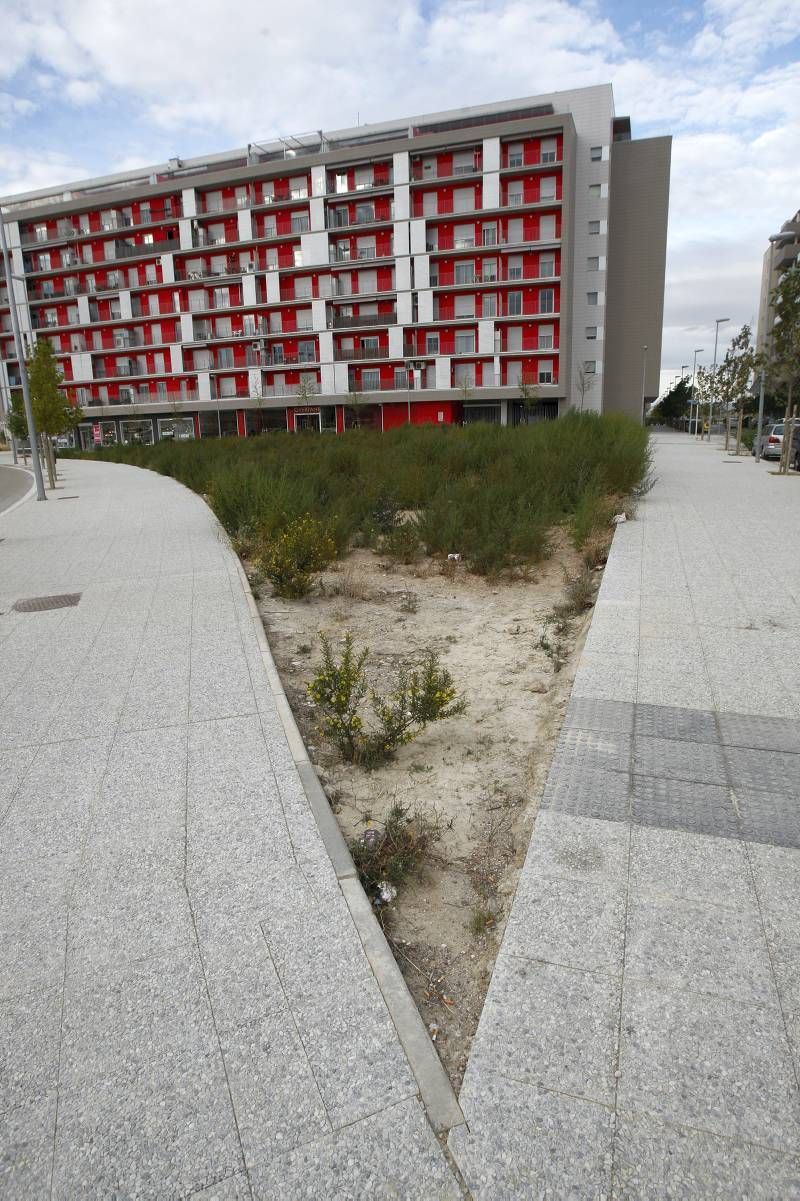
[393,151,409,185]
[395,256,412,292]
[7,220,21,249]
[311,298,328,332]
[160,252,175,283]
[388,325,405,358]
[396,291,413,325]
[77,295,91,324]
[333,362,350,394]
[265,271,281,303]
[118,290,133,320]
[181,188,197,218]
[435,356,451,390]
[241,273,258,307]
[237,208,253,242]
[309,196,326,232]
[248,367,262,395]
[482,173,500,210]
[71,352,92,381]
[417,289,434,323]
[179,314,194,343]
[478,319,495,355]
[413,253,430,288]
[409,218,427,254]
[311,164,327,197]
[178,218,193,250]
[394,184,410,221]
[393,220,410,257]
[170,344,184,373]
[197,371,212,401]
[300,230,329,266]
[482,137,501,173]
[317,330,334,362]
[320,362,336,394]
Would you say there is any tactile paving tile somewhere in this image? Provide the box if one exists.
[724,747,800,797]
[542,763,631,823]
[737,789,800,850]
[563,696,636,736]
[634,703,719,745]
[631,775,739,840]
[718,713,800,756]
[633,736,728,786]
[552,728,632,774]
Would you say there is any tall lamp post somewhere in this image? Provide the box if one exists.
[0,208,46,499]
[640,344,648,424]
[690,348,704,436]
[706,317,730,441]
[680,363,688,431]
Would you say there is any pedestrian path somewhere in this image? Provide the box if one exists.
[0,456,461,1200]
[452,433,800,1196]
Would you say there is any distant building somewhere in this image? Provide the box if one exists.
[757,211,800,355]
[0,86,670,446]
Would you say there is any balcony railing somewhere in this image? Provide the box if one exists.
[260,185,309,205]
[93,362,144,379]
[328,169,394,195]
[198,193,252,214]
[20,206,182,247]
[329,310,395,329]
[326,207,394,231]
[175,264,241,282]
[347,376,432,393]
[335,346,386,361]
[410,159,482,181]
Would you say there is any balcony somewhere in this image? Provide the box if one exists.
[20,206,182,247]
[329,169,394,195]
[111,236,179,262]
[410,159,482,181]
[348,376,432,393]
[335,346,386,361]
[326,207,393,231]
[198,192,253,214]
[93,362,144,379]
[329,310,395,329]
[259,184,309,206]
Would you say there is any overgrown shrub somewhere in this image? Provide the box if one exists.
[383,520,423,564]
[75,414,649,576]
[256,513,336,598]
[350,803,442,906]
[307,633,466,767]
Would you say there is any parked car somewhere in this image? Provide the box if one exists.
[760,424,786,460]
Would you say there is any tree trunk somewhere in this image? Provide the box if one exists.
[724,407,732,452]
[735,402,744,456]
[42,435,56,489]
[780,382,794,474]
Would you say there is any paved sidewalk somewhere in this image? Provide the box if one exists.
[452,434,800,1197]
[0,457,460,1199]
[0,463,33,514]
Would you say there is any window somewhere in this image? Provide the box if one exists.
[540,254,555,278]
[539,289,554,314]
[481,258,498,283]
[508,143,523,168]
[587,256,600,271]
[335,172,349,194]
[538,360,553,384]
[394,368,409,389]
[298,340,316,362]
[215,317,232,337]
[355,203,375,225]
[455,332,475,354]
[587,292,598,306]
[358,269,377,294]
[220,377,237,397]
[426,333,440,354]
[507,292,522,316]
[589,184,601,199]
[454,187,475,213]
[455,261,475,285]
[422,192,438,217]
[507,182,523,207]
[213,287,230,308]
[482,224,497,247]
[538,324,554,349]
[454,224,475,249]
[217,348,234,368]
[360,336,379,352]
[148,294,160,316]
[507,218,523,243]
[540,177,557,200]
[290,176,308,199]
[482,294,497,318]
[291,213,310,233]
[590,146,603,161]
[588,220,600,235]
[453,150,476,176]
[539,214,556,240]
[454,294,475,317]
[356,238,376,260]
[453,362,475,385]
[507,255,523,280]
[506,326,522,352]
[354,166,372,191]
[362,369,380,390]
[586,325,597,340]
[541,138,557,163]
[34,224,48,242]
[584,360,597,373]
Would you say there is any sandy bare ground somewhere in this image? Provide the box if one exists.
[253,539,596,1089]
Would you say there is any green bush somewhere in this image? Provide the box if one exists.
[256,513,336,598]
[307,634,466,767]
[383,520,423,564]
[350,803,442,907]
[75,414,649,576]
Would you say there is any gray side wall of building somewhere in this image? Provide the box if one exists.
[603,136,671,422]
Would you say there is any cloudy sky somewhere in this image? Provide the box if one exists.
[1,0,798,392]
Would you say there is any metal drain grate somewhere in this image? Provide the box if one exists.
[57,495,79,500]
[13,592,82,613]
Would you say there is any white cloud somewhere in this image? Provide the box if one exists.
[0,0,796,381]
[0,93,35,126]
[0,147,90,198]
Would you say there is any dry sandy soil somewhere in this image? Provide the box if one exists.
[253,539,597,1089]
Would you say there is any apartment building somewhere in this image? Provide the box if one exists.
[0,86,670,446]
[756,210,800,356]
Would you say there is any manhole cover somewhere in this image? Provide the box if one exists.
[13,592,82,613]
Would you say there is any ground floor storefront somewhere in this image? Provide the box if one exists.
[74,396,560,448]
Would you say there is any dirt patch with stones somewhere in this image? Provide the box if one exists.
[252,538,597,1089]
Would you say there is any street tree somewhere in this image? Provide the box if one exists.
[518,373,540,424]
[574,362,596,412]
[650,376,691,428]
[767,266,800,473]
[716,324,760,454]
[22,340,82,486]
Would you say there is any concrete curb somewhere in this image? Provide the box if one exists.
[231,554,465,1135]
[0,463,35,519]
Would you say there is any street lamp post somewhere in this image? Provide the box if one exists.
[0,209,46,499]
[707,317,730,441]
[680,364,688,432]
[640,345,648,424]
[690,348,704,436]
[755,233,790,463]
